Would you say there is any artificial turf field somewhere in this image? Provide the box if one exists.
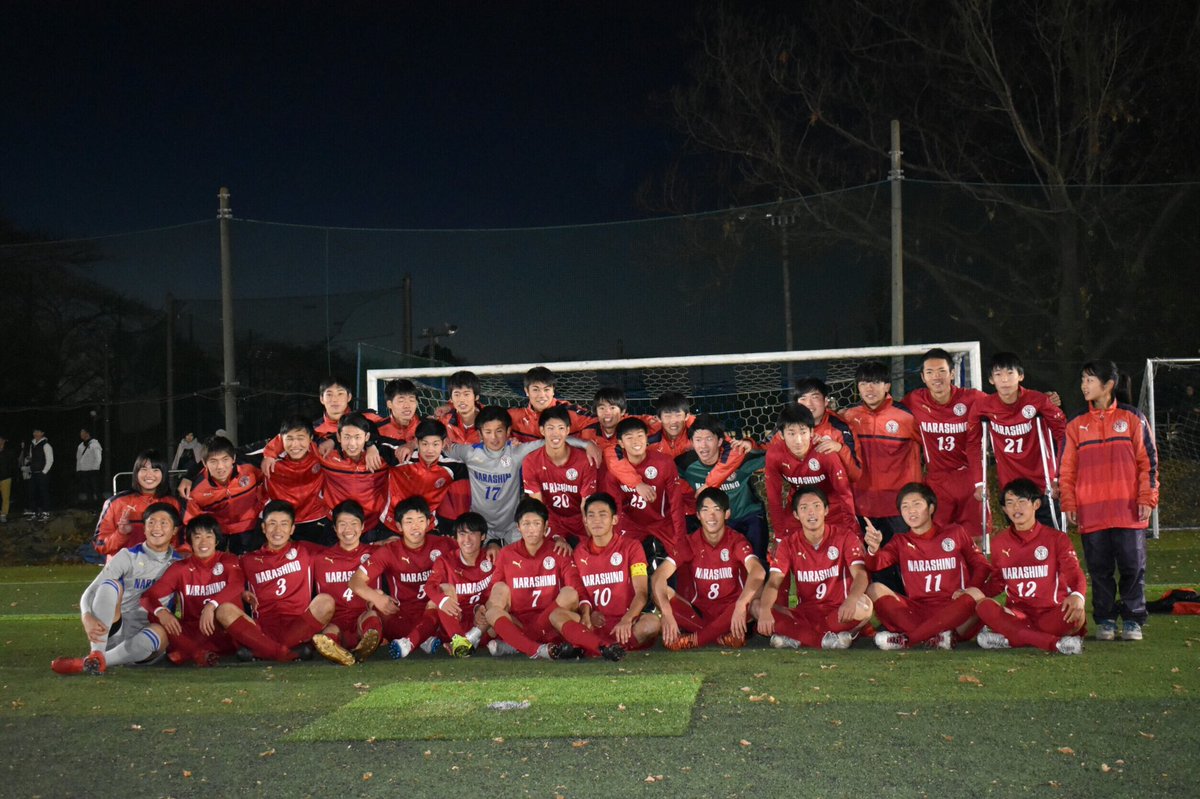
[1,534,1198,799]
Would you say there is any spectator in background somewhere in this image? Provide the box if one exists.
[28,428,53,521]
[171,432,203,470]
[76,428,103,507]
[0,435,17,523]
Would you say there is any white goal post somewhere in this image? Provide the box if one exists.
[1138,357,1200,536]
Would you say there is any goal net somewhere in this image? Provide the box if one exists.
[1138,358,1200,534]
[365,342,983,445]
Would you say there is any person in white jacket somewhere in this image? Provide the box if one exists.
[76,428,103,506]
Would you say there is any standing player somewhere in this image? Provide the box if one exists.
[968,479,1086,654]
[377,378,424,442]
[522,406,598,547]
[1058,360,1158,642]
[183,436,267,554]
[756,488,873,650]
[52,502,184,675]
[442,370,485,445]
[484,499,622,660]
[264,417,330,546]
[865,483,989,650]
[573,493,660,651]
[654,488,765,650]
[258,377,389,478]
[580,386,661,507]
[967,352,1067,529]
[508,366,594,443]
[319,413,398,542]
[349,497,453,658]
[764,404,857,539]
[311,501,385,666]
[792,377,862,482]
[903,349,987,534]
[427,512,495,657]
[676,414,768,558]
[380,419,469,535]
[92,450,179,557]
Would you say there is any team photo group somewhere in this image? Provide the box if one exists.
[51,347,1159,675]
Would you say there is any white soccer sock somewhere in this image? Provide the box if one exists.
[466,627,483,647]
[88,579,121,654]
[105,628,162,667]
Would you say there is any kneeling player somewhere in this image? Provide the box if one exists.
[311,501,385,666]
[52,502,184,675]
[654,488,764,650]
[574,493,660,650]
[757,488,873,650]
[427,512,495,657]
[865,483,989,650]
[967,479,1086,655]
[484,498,623,661]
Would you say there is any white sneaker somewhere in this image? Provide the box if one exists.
[1120,621,1143,641]
[821,631,853,650]
[874,631,908,651]
[769,634,801,650]
[1055,636,1083,655]
[930,630,954,651]
[487,639,518,657]
[976,627,1011,650]
[419,637,442,655]
[389,637,414,659]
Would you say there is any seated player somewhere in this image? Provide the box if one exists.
[377,378,423,442]
[864,483,989,650]
[757,488,873,650]
[183,435,267,554]
[264,417,330,546]
[602,417,692,565]
[349,497,453,658]
[677,414,768,558]
[319,413,398,542]
[484,498,623,661]
[792,377,862,482]
[380,419,469,536]
[967,479,1086,655]
[427,512,496,657]
[765,404,857,539]
[508,366,593,443]
[52,502,184,675]
[573,493,660,651]
[239,500,337,659]
[442,370,484,445]
[311,501,385,666]
[522,406,598,548]
[92,449,180,557]
[654,488,765,650]
[139,514,258,666]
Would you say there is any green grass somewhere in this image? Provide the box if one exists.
[1,532,1198,798]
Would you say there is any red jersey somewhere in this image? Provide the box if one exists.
[358,535,453,609]
[312,410,386,440]
[319,445,394,527]
[814,410,862,482]
[676,527,758,617]
[242,541,324,619]
[967,388,1067,488]
[425,549,494,613]
[94,492,182,555]
[764,436,857,533]
[314,543,376,614]
[265,447,326,523]
[572,533,648,617]
[903,386,986,475]
[1058,403,1159,534]
[983,522,1087,612]
[769,525,866,610]
[583,415,658,489]
[522,445,597,540]
[601,450,687,556]
[381,458,463,532]
[864,523,989,602]
[376,415,421,443]
[508,400,594,443]
[842,398,922,517]
[184,463,266,536]
[647,419,695,460]
[443,409,482,445]
[139,551,244,624]
[491,538,584,617]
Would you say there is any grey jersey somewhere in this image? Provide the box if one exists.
[81,543,182,629]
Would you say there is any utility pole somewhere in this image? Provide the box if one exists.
[165,292,175,460]
[890,120,905,396]
[770,199,797,384]
[218,187,238,443]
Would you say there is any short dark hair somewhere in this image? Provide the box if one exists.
[583,492,618,514]
[337,412,373,435]
[279,415,315,437]
[477,406,512,430]
[776,402,815,432]
[204,436,237,461]
[262,499,296,522]
[143,501,183,529]
[1081,359,1119,386]
[790,486,828,512]
[922,348,954,370]
[394,496,432,521]
[454,512,488,536]
[447,370,482,396]
[319,376,353,396]
[791,377,831,400]
[414,419,447,440]
[654,391,690,416]
[687,413,725,440]
[384,379,419,402]
[592,386,627,411]
[524,366,556,390]
[515,497,549,524]
[538,405,572,428]
[1001,477,1042,503]
[615,417,649,439]
[131,450,172,498]
[855,361,890,384]
[896,482,937,513]
[185,514,224,547]
[695,486,730,513]
[331,499,365,524]
[989,352,1025,376]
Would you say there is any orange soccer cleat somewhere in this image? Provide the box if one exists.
[664,634,698,652]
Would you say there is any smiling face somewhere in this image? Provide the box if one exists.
[1081,373,1114,406]
[321,385,353,419]
[143,511,178,553]
[691,429,721,466]
[795,389,828,423]
[595,401,623,433]
[526,381,556,413]
[456,527,483,561]
[618,428,648,461]
[135,460,164,493]
[263,511,295,551]
[659,410,688,439]
[282,428,313,460]
[920,358,954,403]
[399,510,429,549]
[205,452,235,483]
[338,425,369,459]
[540,418,570,450]
[334,513,364,551]
[792,492,828,536]
[450,387,477,416]
[857,380,890,410]
[189,528,218,559]
[697,497,729,537]
[480,420,509,452]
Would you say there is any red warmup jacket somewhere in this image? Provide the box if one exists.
[508,399,594,443]
[1058,402,1159,534]
[814,410,862,483]
[842,397,922,518]
[184,463,266,536]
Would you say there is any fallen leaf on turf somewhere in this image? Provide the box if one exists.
[1139,731,1155,740]
[943,735,954,742]
[617,704,626,711]
[220,698,233,705]
[571,740,589,748]
[366,737,377,744]
[362,772,373,781]
[130,724,143,731]
[739,740,751,747]
[748,694,765,703]
[1171,667,1179,673]
[1100,763,1111,773]
[740,686,752,693]
[753,672,767,678]
[161,728,176,735]
[423,750,432,757]
[1115,759,1126,766]
[259,749,276,758]
[182,770,192,778]
[353,682,370,689]
[1048,781,1061,789]
[1057,747,1075,756]
[958,674,982,685]
[644,775,662,783]
[492,737,505,744]
[829,720,843,727]
[768,696,778,704]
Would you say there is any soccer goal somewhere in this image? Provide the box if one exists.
[1138,358,1200,535]
[365,342,983,444]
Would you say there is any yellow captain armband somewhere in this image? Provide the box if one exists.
[630,563,648,577]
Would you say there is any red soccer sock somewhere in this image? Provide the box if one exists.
[873,595,919,639]
[165,629,205,665]
[908,594,978,646]
[227,617,294,661]
[771,608,824,649]
[669,597,704,634]
[438,607,470,638]
[407,608,441,647]
[492,616,543,658]
[560,620,604,657]
[977,601,1057,652]
[361,614,383,636]
[695,603,738,647]
[282,610,327,649]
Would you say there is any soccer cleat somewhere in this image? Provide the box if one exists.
[193,649,220,668]
[236,646,256,662]
[51,657,86,675]
[351,629,382,662]
[1095,620,1118,641]
[821,631,853,650]
[557,643,585,660]
[1120,621,1143,641]
[419,637,442,655]
[449,634,474,658]
[313,634,356,667]
[486,639,519,657]
[975,627,1011,650]
[769,634,801,650]
[928,630,955,651]
[1055,635,1083,655]
[874,631,908,651]
[533,643,564,660]
[664,634,698,652]
[599,643,626,662]
[291,644,315,661]
[716,633,746,649]
[389,637,415,659]
[83,651,107,676]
